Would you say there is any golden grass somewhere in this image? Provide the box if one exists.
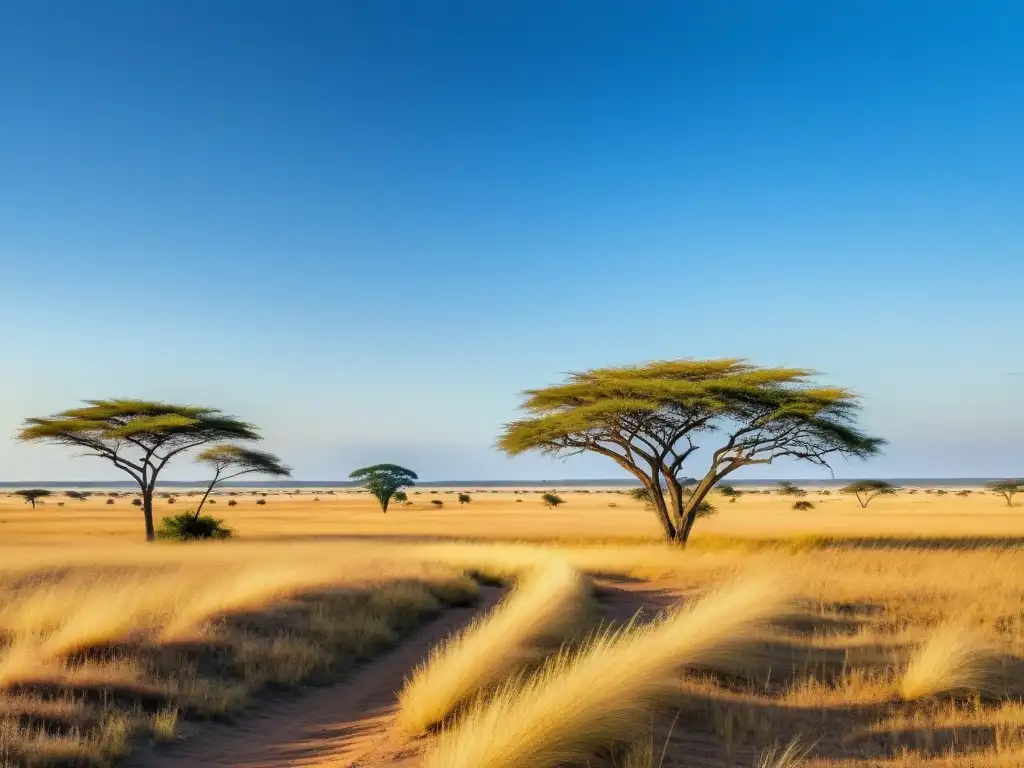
[900,625,1008,700]
[425,575,789,768]
[397,559,590,734]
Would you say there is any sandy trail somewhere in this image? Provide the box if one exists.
[132,587,501,768]
[134,577,682,768]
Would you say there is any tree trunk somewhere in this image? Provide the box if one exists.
[194,475,218,520]
[143,491,155,541]
[648,486,678,541]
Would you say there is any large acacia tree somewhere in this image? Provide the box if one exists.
[19,400,264,541]
[499,359,885,545]
[350,464,417,513]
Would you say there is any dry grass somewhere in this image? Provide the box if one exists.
[397,559,591,734]
[425,575,789,768]
[900,625,1008,700]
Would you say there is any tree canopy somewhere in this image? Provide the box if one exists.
[840,480,899,508]
[987,479,1023,507]
[19,399,264,540]
[192,444,291,518]
[349,464,417,513]
[15,489,51,508]
[499,359,885,544]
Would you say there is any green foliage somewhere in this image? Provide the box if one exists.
[629,487,651,504]
[227,499,238,506]
[18,399,266,541]
[64,491,88,501]
[987,479,1024,507]
[792,500,815,511]
[157,511,233,541]
[349,464,418,513]
[393,490,408,504]
[193,443,290,516]
[840,480,899,508]
[15,489,51,508]
[777,482,806,497]
[498,358,884,544]
[542,492,565,508]
[717,484,742,498]
[458,493,471,504]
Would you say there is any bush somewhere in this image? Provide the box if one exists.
[516,498,523,502]
[957,490,971,497]
[167,496,176,504]
[792,500,816,511]
[458,493,471,504]
[157,512,233,541]
[542,492,564,508]
[227,499,238,506]
[132,498,142,507]
[106,498,115,505]
[430,499,444,507]
[256,498,266,505]
[208,499,217,504]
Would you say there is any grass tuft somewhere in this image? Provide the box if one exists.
[900,624,1007,699]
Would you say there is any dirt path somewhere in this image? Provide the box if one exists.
[133,577,687,768]
[132,587,501,768]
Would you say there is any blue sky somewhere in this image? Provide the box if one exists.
[1,1,1022,481]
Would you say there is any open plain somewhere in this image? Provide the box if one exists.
[1,486,1023,768]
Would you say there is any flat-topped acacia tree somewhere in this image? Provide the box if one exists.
[840,480,899,508]
[19,400,264,541]
[499,359,885,545]
[15,489,51,508]
[192,445,292,518]
[350,464,417,513]
[988,479,1024,507]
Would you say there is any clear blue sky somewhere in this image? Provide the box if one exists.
[2,1,1022,481]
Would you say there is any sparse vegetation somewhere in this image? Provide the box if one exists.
[458,493,471,505]
[158,511,234,540]
[987,479,1023,507]
[840,479,899,508]
[541,492,564,508]
[792,500,815,511]
[14,489,51,509]
[349,464,418,513]
[499,359,884,544]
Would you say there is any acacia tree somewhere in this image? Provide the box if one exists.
[840,480,899,508]
[988,479,1024,507]
[499,359,884,545]
[192,445,291,519]
[19,400,264,541]
[349,464,417,513]
[15,489,51,508]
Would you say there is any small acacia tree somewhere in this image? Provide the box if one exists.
[458,493,471,505]
[777,481,807,497]
[988,479,1024,507]
[840,480,899,508]
[15,489,51,508]
[19,400,263,541]
[499,359,884,545]
[192,444,291,518]
[349,464,417,513]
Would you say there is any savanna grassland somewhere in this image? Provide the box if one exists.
[1,486,1023,768]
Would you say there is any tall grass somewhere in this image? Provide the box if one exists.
[900,624,1006,699]
[397,561,590,734]
[425,575,788,768]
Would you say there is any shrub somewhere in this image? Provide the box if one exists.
[393,491,408,504]
[256,498,266,505]
[608,503,617,507]
[956,490,971,497]
[132,498,142,507]
[458,493,471,505]
[227,499,238,506]
[431,499,444,507]
[792,500,815,511]
[516,498,523,503]
[157,512,233,541]
[208,499,217,504]
[542,492,564,508]
[106,498,115,505]
[167,496,176,504]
